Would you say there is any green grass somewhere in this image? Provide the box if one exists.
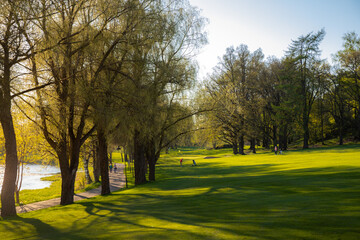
[1,170,101,207]
[1,144,360,239]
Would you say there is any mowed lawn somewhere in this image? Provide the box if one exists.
[1,145,360,240]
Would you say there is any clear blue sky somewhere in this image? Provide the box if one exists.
[189,0,360,80]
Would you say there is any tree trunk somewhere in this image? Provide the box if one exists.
[238,134,245,155]
[339,120,344,145]
[146,139,157,181]
[97,128,110,195]
[0,106,18,217]
[320,101,325,145]
[58,139,81,205]
[272,124,277,147]
[262,111,270,149]
[282,124,288,150]
[301,65,310,149]
[232,140,238,155]
[83,153,92,184]
[93,143,100,182]
[262,131,269,149]
[59,168,77,205]
[354,73,360,140]
[250,138,256,154]
[355,114,360,141]
[303,113,310,149]
[134,129,146,185]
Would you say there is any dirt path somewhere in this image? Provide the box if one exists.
[16,164,126,214]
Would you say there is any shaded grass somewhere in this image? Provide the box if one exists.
[1,144,360,239]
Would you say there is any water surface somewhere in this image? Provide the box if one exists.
[0,164,60,190]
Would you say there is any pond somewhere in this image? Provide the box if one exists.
[0,164,60,190]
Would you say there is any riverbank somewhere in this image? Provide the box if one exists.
[16,164,125,214]
[0,168,100,208]
[0,164,60,190]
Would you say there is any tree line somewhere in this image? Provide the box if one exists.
[197,29,360,155]
[0,0,206,217]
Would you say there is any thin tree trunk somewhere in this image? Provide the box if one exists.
[354,73,360,140]
[148,162,156,182]
[303,113,310,149]
[93,143,100,182]
[273,124,277,147]
[320,100,325,145]
[134,129,146,185]
[15,161,24,205]
[83,153,92,184]
[250,138,256,153]
[262,128,269,149]
[97,128,110,195]
[283,124,288,150]
[0,105,18,217]
[339,119,344,145]
[238,134,245,155]
[146,139,156,181]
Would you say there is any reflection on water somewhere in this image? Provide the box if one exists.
[0,164,60,190]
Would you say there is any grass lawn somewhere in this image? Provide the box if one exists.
[16,172,100,206]
[1,145,360,239]
[0,170,101,208]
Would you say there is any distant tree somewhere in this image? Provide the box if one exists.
[286,29,326,148]
[327,72,350,145]
[335,32,360,140]
[204,45,267,154]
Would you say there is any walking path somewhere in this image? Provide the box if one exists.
[16,164,126,214]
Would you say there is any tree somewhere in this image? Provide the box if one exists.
[31,0,122,204]
[286,29,326,148]
[107,0,207,184]
[335,32,360,140]
[0,0,41,217]
[204,45,266,154]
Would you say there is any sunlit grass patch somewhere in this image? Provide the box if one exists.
[1,144,359,239]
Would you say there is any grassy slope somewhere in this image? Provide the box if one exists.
[1,145,360,239]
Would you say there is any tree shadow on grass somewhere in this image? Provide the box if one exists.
[1,215,87,240]
[3,161,358,240]
[79,192,240,237]
[98,163,360,239]
[74,161,360,239]
[16,161,355,240]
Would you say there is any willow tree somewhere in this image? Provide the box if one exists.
[103,0,206,184]
[30,0,139,204]
[137,0,206,183]
[86,0,153,195]
[142,1,207,181]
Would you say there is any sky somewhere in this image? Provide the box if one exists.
[188,0,360,80]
